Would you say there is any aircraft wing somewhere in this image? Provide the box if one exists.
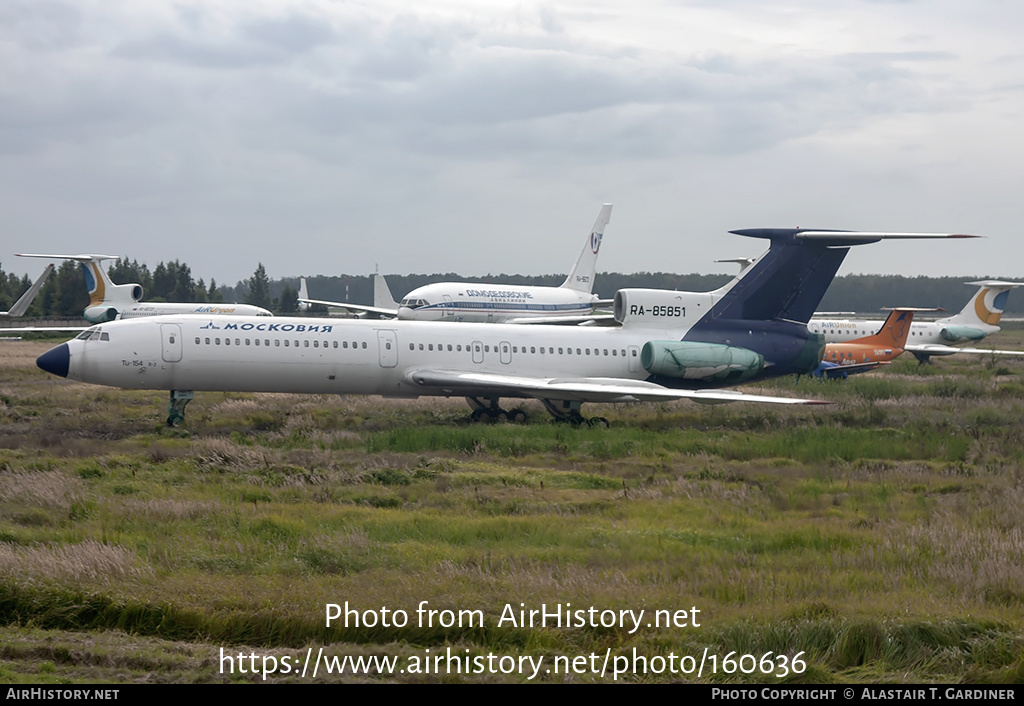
[405,369,829,405]
[906,343,1024,357]
[0,326,85,335]
[507,313,616,325]
[297,297,398,317]
[1,264,54,317]
[816,361,890,379]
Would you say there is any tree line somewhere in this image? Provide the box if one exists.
[1,258,1020,317]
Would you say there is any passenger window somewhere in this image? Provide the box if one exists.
[304,340,310,348]
[195,337,200,345]
[362,342,367,349]
[285,340,289,347]
[215,338,221,345]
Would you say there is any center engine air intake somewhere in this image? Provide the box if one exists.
[641,341,764,382]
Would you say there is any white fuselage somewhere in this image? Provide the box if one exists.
[808,317,998,346]
[397,283,602,323]
[62,315,664,397]
[115,303,274,319]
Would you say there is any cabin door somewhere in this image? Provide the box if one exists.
[377,330,398,368]
[161,324,182,363]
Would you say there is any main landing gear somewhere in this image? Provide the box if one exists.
[167,390,194,426]
[465,396,528,423]
[540,399,609,428]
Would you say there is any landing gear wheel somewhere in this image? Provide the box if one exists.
[508,408,528,423]
[167,390,194,427]
[587,416,609,428]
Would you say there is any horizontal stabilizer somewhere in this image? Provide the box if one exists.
[730,229,981,246]
[17,253,120,262]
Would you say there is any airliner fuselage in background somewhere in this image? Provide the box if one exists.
[809,280,1023,361]
[300,204,615,324]
[37,227,977,425]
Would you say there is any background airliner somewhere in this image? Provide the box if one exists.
[36,227,975,426]
[16,253,272,323]
[299,204,615,324]
[809,280,1023,362]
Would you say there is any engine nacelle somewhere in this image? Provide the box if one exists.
[613,288,714,327]
[641,340,765,382]
[83,305,119,323]
[940,326,986,342]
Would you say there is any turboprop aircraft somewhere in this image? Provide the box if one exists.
[811,308,924,379]
[809,280,1023,362]
[16,253,272,323]
[299,204,615,324]
[0,264,53,317]
[35,227,976,426]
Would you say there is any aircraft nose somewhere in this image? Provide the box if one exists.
[37,343,70,378]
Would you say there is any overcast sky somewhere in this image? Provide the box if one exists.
[2,0,1022,285]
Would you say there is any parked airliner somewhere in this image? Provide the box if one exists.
[300,204,615,324]
[809,281,1023,362]
[16,253,272,323]
[0,264,53,317]
[811,308,922,379]
[36,228,976,425]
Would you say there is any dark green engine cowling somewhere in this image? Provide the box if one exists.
[641,341,764,382]
[83,305,118,323]
[792,332,826,374]
[940,326,987,342]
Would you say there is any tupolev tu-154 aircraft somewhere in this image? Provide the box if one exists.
[36,228,977,426]
[299,204,615,324]
[17,253,272,324]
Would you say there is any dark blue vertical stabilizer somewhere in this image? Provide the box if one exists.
[707,230,851,324]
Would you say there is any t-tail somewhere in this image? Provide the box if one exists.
[858,308,919,349]
[17,253,144,322]
[561,203,612,294]
[938,281,1023,339]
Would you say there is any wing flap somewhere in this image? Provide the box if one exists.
[406,369,828,405]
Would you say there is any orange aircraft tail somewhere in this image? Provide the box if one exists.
[857,308,916,349]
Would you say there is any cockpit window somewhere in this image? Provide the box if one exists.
[400,298,428,309]
[76,330,95,340]
[100,333,109,341]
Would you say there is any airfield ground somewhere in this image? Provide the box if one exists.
[1,334,1023,683]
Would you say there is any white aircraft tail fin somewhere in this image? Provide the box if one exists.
[374,274,399,309]
[2,264,54,316]
[17,253,141,307]
[561,203,612,294]
[943,280,1023,328]
[297,277,310,311]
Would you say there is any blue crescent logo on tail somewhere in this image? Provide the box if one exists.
[591,232,602,254]
[893,312,908,339]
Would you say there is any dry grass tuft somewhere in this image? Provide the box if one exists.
[0,470,85,512]
[0,540,147,584]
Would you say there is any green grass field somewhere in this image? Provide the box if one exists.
[1,336,1023,683]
